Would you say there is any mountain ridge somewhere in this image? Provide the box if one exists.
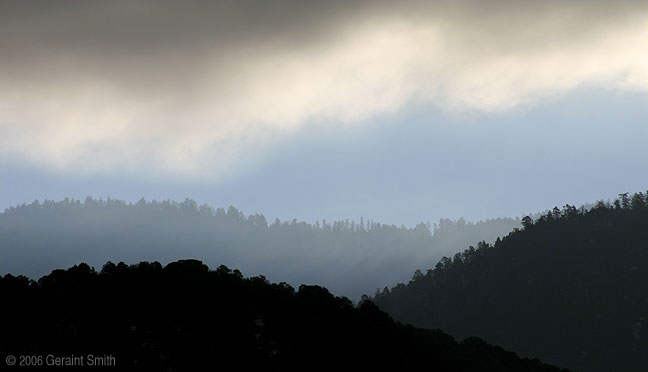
[375,192,648,372]
[0,259,569,371]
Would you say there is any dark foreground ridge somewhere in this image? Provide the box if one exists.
[375,192,648,372]
[0,260,567,371]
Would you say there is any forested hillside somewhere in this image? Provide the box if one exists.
[375,192,648,372]
[0,197,519,298]
[0,260,569,371]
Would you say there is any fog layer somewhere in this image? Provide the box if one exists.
[0,198,520,298]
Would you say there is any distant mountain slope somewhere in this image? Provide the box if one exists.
[0,197,519,298]
[375,192,648,372]
[0,260,568,371]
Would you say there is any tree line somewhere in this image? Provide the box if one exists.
[0,197,520,299]
[374,191,648,372]
[0,259,570,371]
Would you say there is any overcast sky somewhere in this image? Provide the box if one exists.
[1,0,647,225]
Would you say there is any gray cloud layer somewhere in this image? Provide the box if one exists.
[1,0,647,176]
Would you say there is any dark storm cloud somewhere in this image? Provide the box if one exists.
[0,0,646,176]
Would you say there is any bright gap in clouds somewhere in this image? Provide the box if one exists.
[0,1,647,178]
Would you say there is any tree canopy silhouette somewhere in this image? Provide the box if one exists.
[0,259,569,371]
[375,191,648,372]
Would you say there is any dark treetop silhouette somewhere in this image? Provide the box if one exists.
[375,192,648,372]
[0,260,569,371]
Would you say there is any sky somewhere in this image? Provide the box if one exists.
[1,0,647,225]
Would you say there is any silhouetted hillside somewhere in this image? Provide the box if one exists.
[375,192,648,372]
[0,197,519,298]
[0,260,568,371]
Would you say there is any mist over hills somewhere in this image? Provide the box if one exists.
[375,192,648,372]
[0,197,520,299]
[2,1,647,370]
